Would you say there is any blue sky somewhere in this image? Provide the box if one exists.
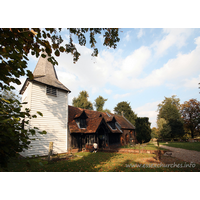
[16,28,200,128]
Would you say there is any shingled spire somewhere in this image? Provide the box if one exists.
[20,55,71,94]
[33,55,58,79]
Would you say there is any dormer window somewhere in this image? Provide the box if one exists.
[80,118,86,128]
[76,118,86,129]
[115,122,121,130]
[109,121,116,129]
[46,85,57,96]
[75,111,88,129]
[108,117,117,130]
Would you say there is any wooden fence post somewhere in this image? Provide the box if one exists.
[48,142,53,163]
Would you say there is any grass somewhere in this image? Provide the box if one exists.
[160,142,200,152]
[1,151,200,172]
[121,142,166,151]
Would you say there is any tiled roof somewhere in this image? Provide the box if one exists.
[68,106,135,134]
[20,55,71,94]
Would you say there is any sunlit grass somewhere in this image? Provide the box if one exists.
[160,142,200,152]
[121,142,166,151]
[1,151,200,172]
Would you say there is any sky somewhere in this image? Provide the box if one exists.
[2,0,200,194]
[15,28,200,128]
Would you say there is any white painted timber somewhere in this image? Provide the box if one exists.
[21,82,68,157]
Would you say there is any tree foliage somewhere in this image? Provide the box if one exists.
[151,127,159,139]
[0,90,46,168]
[114,101,137,126]
[180,99,200,138]
[0,28,120,90]
[135,117,151,143]
[157,118,171,139]
[151,127,157,139]
[72,91,93,110]
[0,28,120,165]
[157,95,184,139]
[103,108,111,113]
[94,95,107,112]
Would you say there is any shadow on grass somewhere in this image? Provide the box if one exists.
[2,152,200,172]
[111,154,200,172]
[1,152,119,172]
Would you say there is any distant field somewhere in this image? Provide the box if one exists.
[160,142,200,152]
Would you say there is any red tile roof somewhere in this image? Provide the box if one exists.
[68,106,135,134]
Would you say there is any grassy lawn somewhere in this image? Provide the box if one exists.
[121,142,166,151]
[160,142,200,152]
[1,152,199,172]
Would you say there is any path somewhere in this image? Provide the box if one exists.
[160,145,200,165]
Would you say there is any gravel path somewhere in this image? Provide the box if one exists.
[160,145,200,165]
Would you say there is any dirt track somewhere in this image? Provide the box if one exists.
[160,145,200,165]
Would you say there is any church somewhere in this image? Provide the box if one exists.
[20,55,136,157]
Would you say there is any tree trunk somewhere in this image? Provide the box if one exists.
[191,129,194,138]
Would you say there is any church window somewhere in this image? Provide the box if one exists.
[46,85,57,96]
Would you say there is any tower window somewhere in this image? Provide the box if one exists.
[46,86,57,96]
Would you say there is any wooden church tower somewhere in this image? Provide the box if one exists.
[20,55,71,157]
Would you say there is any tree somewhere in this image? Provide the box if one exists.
[151,127,159,139]
[103,108,111,113]
[180,99,200,138]
[0,90,46,168]
[157,118,171,140]
[94,96,107,112]
[135,117,151,143]
[72,91,93,110]
[114,101,137,126]
[157,95,184,139]
[0,28,120,90]
[0,28,120,165]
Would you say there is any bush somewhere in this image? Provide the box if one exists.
[0,91,46,168]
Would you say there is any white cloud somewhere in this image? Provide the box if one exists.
[144,37,200,88]
[137,29,144,38]
[105,89,112,94]
[183,75,200,89]
[134,101,160,128]
[111,36,200,90]
[152,28,193,57]
[54,44,120,102]
[125,31,131,41]
[110,46,151,88]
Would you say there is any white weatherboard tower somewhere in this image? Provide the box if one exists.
[20,55,71,157]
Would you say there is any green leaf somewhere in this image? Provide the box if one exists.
[59,46,65,52]
[41,53,46,58]
[15,79,21,85]
[27,70,34,80]
[55,49,60,57]
[2,98,10,104]
[37,111,43,117]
